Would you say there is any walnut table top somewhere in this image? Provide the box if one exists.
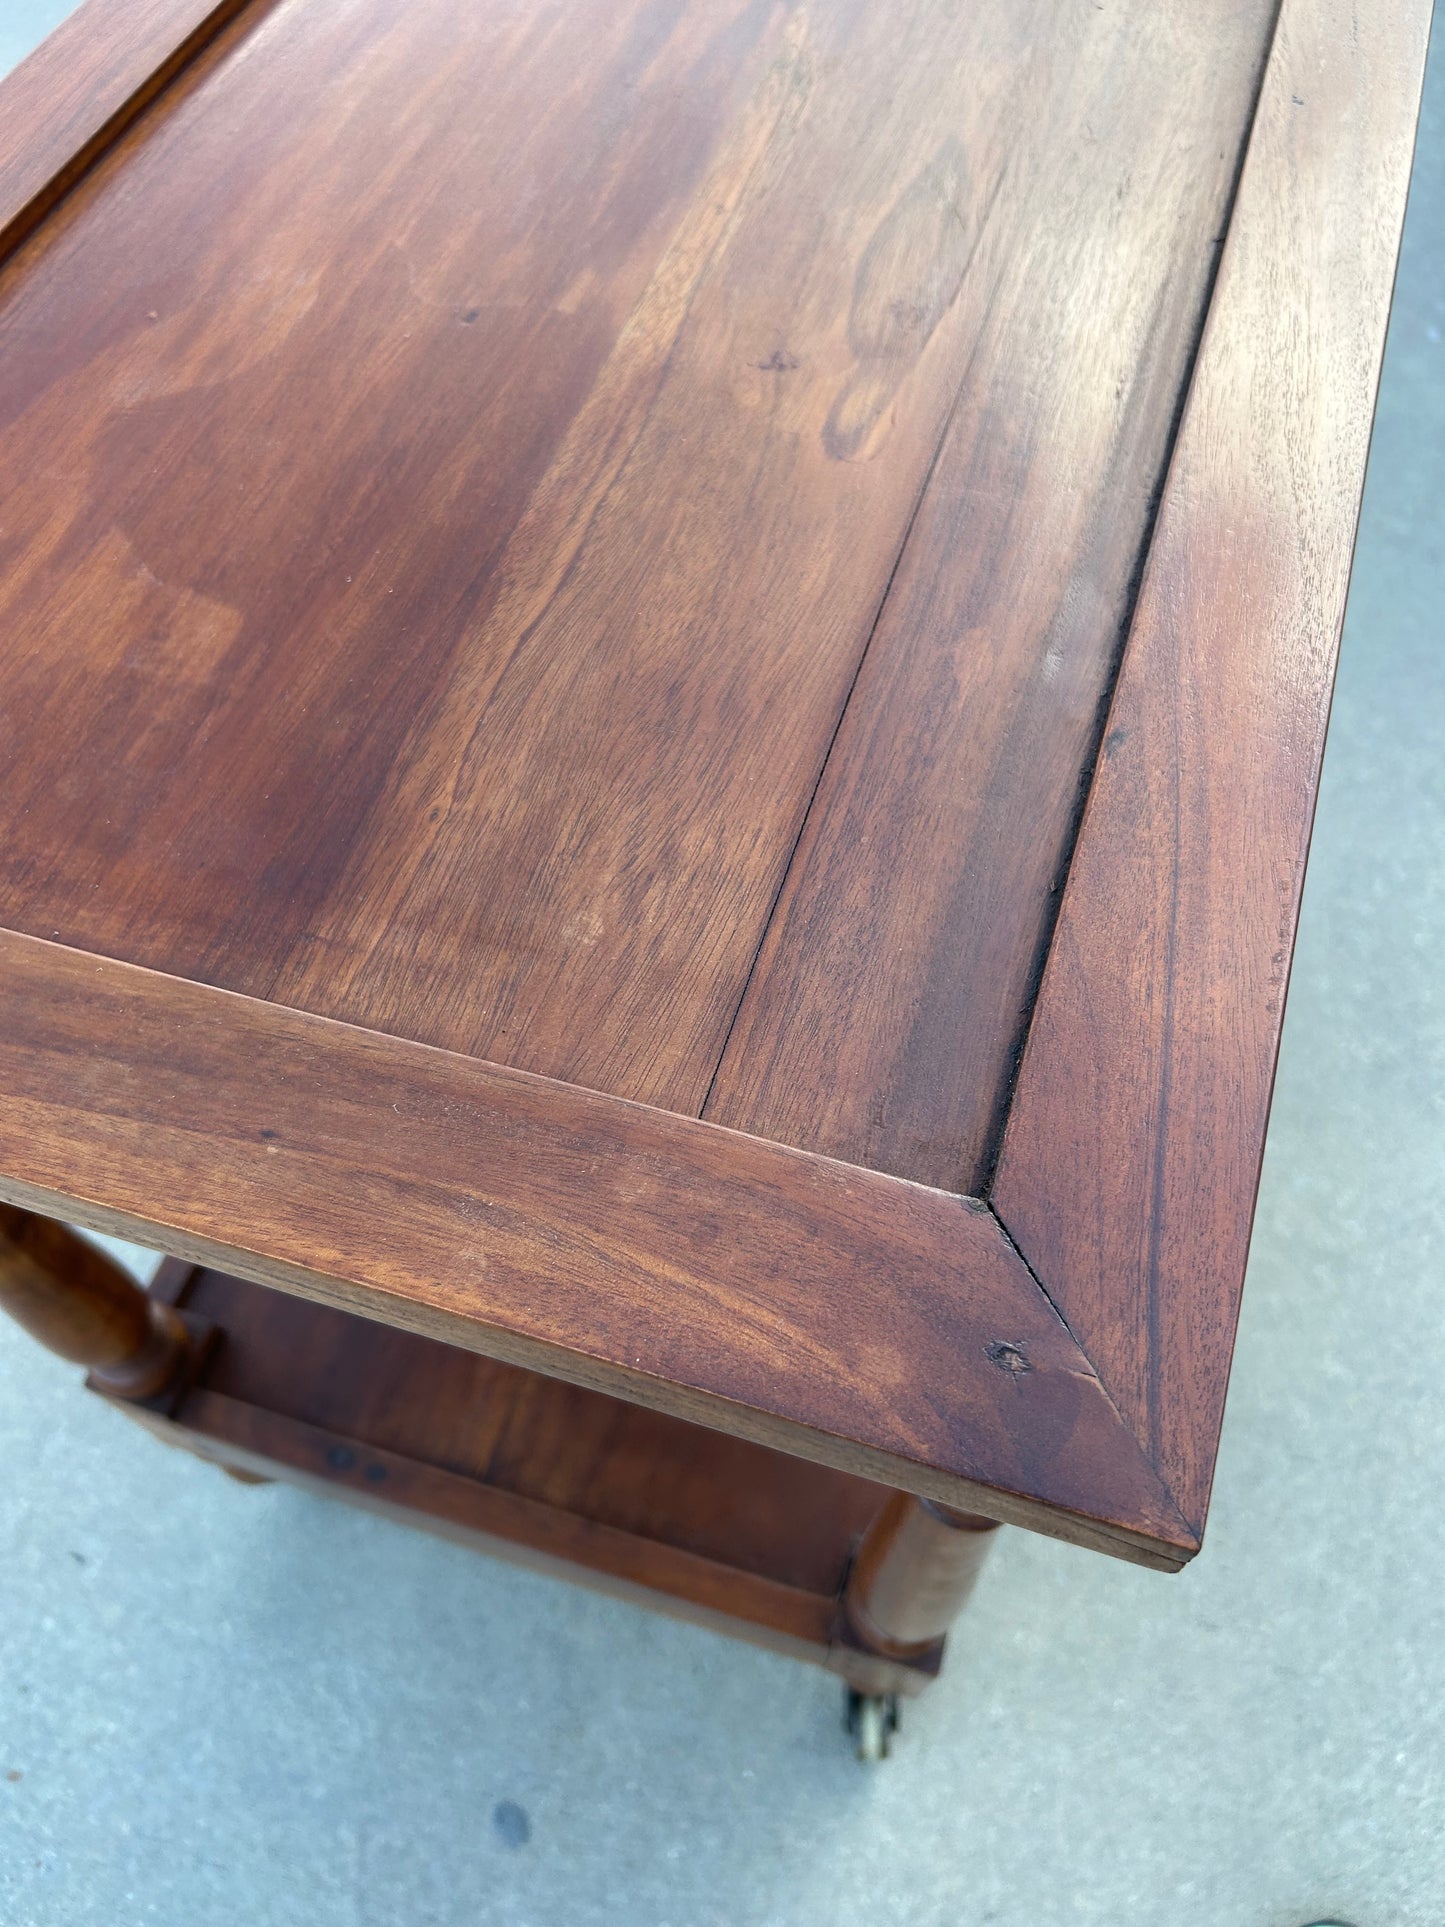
[0,0,1429,1568]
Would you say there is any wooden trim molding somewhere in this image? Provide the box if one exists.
[0,0,259,263]
[0,929,1188,1567]
[992,0,1433,1534]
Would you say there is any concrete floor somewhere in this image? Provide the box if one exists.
[2,8,1443,1925]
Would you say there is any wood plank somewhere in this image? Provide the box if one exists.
[120,1272,936,1690]
[0,929,1191,1566]
[0,0,265,263]
[0,0,785,1112]
[146,1265,954,1688]
[992,0,1433,1533]
[0,0,993,1107]
[706,1,1276,1188]
[0,0,257,262]
[139,1393,850,1667]
[182,1265,889,1598]
[267,0,1042,1109]
[1,0,1264,1124]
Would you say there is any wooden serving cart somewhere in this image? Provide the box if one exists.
[0,0,1426,1756]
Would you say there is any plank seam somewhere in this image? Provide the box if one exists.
[973,0,1287,1194]
[698,166,1011,1124]
[991,0,1432,1537]
[0,0,262,272]
[986,1199,1198,1551]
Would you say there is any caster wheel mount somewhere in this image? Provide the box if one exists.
[843,1688,900,1762]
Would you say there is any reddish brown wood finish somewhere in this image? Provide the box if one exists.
[111,1262,932,1694]
[0,0,255,261]
[0,0,1266,1130]
[0,0,1428,1614]
[993,0,1434,1534]
[0,930,1188,1565]
[704,7,1274,1190]
[0,1204,187,1396]
[181,1263,888,1602]
[843,1496,999,1659]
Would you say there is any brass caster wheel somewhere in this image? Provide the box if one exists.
[843,1687,900,1762]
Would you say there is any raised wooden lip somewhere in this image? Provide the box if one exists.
[992,0,1433,1535]
[0,0,261,265]
[0,0,1428,1571]
[0,928,1191,1569]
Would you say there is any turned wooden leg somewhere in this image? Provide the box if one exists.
[0,1204,189,1400]
[843,1490,1000,1659]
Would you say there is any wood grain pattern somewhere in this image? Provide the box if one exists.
[266,0,1019,1107]
[0,0,784,1107]
[113,1261,949,1693]
[0,0,255,261]
[0,0,994,1111]
[0,0,1426,1593]
[111,1262,907,1677]
[0,1204,188,1394]
[1,0,1263,1138]
[706,1,1276,1190]
[0,929,1191,1567]
[993,0,1433,1533]
[182,1264,888,1601]
[842,1493,998,1658]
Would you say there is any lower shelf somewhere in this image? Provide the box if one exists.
[95,1262,937,1693]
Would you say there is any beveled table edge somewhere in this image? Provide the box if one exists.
[0,0,258,264]
[994,0,1433,1533]
[0,928,1193,1570]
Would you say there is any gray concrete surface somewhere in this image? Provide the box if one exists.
[1,7,1443,1924]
